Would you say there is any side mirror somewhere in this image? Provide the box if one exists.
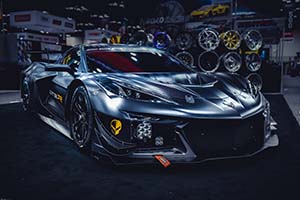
[45,64,73,74]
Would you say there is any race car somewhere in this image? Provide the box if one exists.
[191,5,212,18]
[21,44,279,166]
[191,4,230,19]
[211,4,230,16]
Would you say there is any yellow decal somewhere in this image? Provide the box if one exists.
[49,90,63,103]
[57,94,63,103]
[110,119,122,136]
[245,50,259,55]
[110,35,121,44]
[63,54,72,64]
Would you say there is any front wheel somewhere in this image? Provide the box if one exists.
[70,86,93,154]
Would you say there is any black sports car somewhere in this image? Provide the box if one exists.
[21,44,279,166]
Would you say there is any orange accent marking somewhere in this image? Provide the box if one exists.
[154,155,171,168]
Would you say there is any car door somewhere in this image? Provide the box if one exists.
[46,47,81,119]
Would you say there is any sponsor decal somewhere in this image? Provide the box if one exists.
[154,155,171,168]
[88,32,101,36]
[110,119,122,136]
[52,19,62,26]
[49,90,63,103]
[223,99,236,109]
[144,16,185,25]
[15,14,31,22]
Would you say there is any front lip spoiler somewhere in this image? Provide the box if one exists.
[93,133,279,165]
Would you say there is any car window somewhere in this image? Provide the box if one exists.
[86,50,192,73]
[61,48,81,73]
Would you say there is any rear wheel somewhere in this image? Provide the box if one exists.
[22,78,33,111]
[70,86,93,154]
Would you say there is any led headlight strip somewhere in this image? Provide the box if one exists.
[102,82,177,105]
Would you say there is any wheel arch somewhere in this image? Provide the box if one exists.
[65,77,109,122]
[65,79,86,122]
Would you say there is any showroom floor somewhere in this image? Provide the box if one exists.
[283,75,300,125]
[0,91,300,199]
[0,90,21,105]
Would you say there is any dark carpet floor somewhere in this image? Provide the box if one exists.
[0,95,300,200]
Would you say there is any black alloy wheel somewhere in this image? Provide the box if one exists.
[70,86,93,153]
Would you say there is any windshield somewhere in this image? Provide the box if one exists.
[86,50,191,73]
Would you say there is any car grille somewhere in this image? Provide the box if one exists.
[183,112,265,158]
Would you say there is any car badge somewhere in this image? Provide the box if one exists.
[185,95,195,104]
[223,100,236,109]
[110,119,122,136]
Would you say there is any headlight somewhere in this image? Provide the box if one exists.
[102,82,175,104]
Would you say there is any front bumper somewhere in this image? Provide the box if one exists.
[104,133,279,165]
[92,109,279,165]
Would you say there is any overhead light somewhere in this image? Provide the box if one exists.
[81,6,89,11]
[109,2,118,7]
[131,56,138,62]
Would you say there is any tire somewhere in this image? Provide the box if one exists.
[22,80,30,111]
[69,86,93,154]
[22,78,34,112]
